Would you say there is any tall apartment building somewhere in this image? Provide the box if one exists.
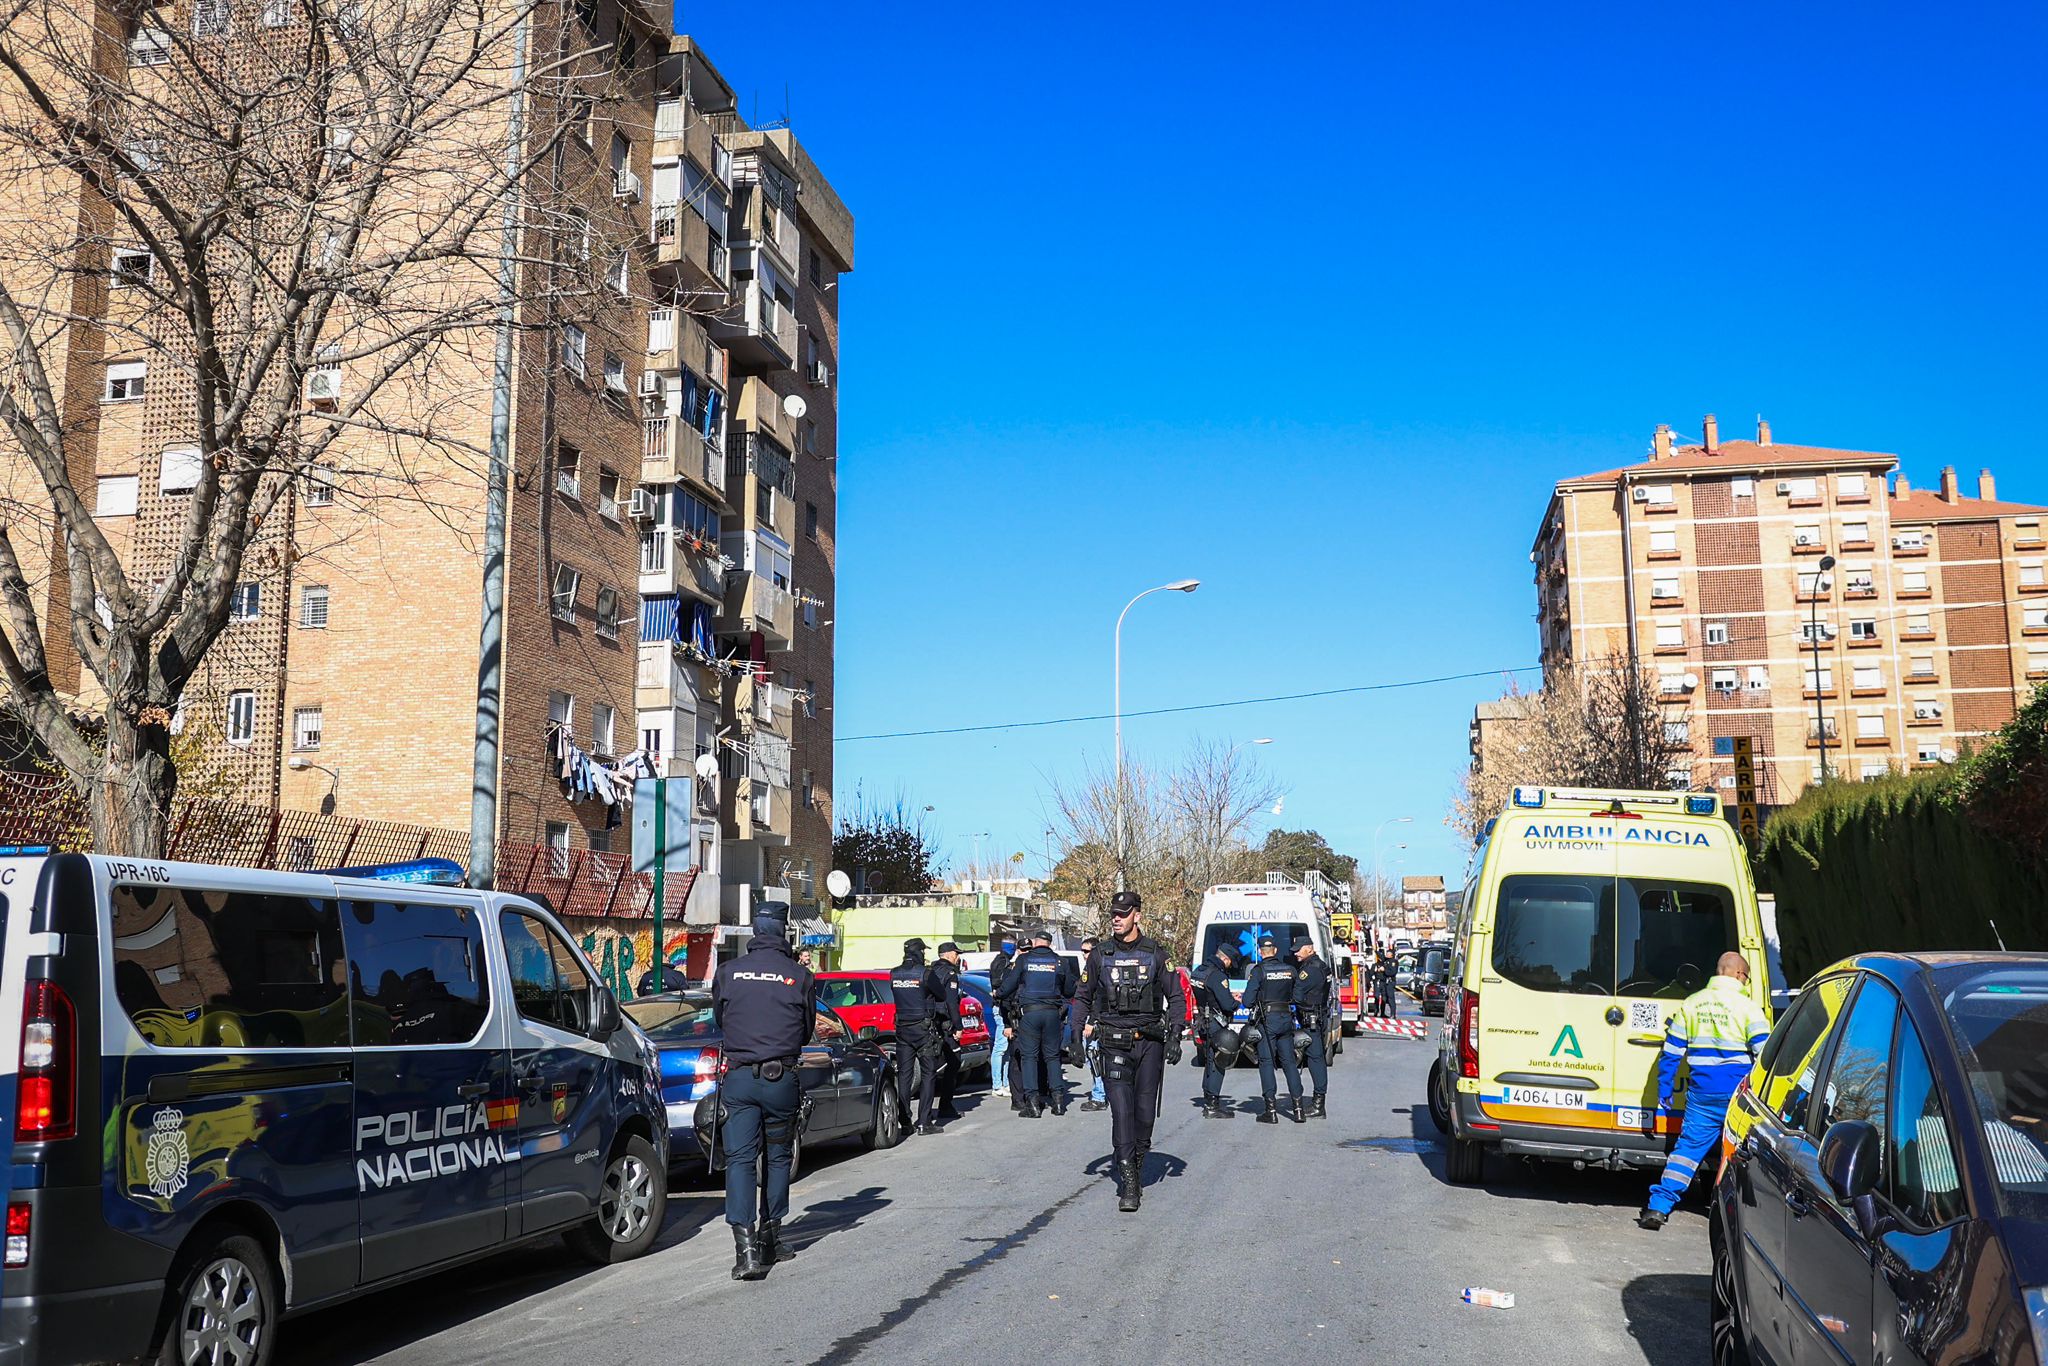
[1525,416,2047,803]
[0,6,847,951]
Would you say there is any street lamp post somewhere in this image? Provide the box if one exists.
[1811,554,1837,784]
[1113,578,1200,890]
[1372,816,1412,943]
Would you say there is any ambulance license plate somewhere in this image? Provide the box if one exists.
[1504,1086,1588,1111]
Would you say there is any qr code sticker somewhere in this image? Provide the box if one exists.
[1629,1000,1663,1031]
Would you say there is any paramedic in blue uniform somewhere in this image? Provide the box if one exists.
[1638,951,1772,1231]
[712,912,814,1280]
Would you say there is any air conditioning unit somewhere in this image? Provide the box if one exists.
[305,369,343,404]
[614,169,643,203]
[626,487,657,520]
[1794,533,1816,546]
[1630,487,1650,502]
[1940,748,1959,764]
[1914,703,1943,720]
[638,371,664,397]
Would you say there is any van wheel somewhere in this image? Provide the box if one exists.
[157,1231,281,1366]
[566,1134,665,1265]
[1446,1135,1487,1185]
[1426,1060,1451,1135]
[863,1085,904,1151]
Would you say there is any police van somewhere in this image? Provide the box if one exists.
[0,851,668,1366]
[1428,788,1770,1184]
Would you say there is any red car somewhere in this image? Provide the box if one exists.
[814,970,992,1071]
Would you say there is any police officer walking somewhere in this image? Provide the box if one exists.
[998,926,1078,1117]
[889,938,945,1136]
[711,912,815,1281]
[1290,936,1332,1118]
[1192,942,1242,1119]
[927,941,967,1123]
[1241,932,1306,1123]
[1639,951,1771,1230]
[1083,891,1187,1213]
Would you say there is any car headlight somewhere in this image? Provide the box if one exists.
[2027,1287,2047,1366]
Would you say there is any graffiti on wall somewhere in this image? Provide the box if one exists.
[570,919,693,998]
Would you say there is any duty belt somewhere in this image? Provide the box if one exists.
[1018,1000,1063,1013]
[746,1057,797,1080]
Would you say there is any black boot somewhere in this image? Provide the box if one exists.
[1202,1095,1228,1118]
[1020,1096,1041,1118]
[1079,1098,1107,1112]
[1310,1094,1327,1119]
[1258,1098,1279,1124]
[1290,1097,1308,1124]
[756,1219,794,1264]
[731,1225,767,1281]
[1117,1160,1141,1213]
[1049,1091,1068,1116]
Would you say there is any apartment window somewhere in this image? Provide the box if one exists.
[1799,618,1834,643]
[1662,720,1690,746]
[569,210,591,262]
[1904,612,1931,635]
[556,442,581,499]
[123,138,163,173]
[1642,484,1675,506]
[292,705,323,751]
[226,690,256,745]
[2029,645,2048,675]
[609,131,630,183]
[1859,761,1888,781]
[802,598,819,630]
[1917,738,1942,764]
[591,702,615,758]
[1838,474,1868,499]
[1657,668,1686,694]
[808,249,823,288]
[1793,523,1823,549]
[594,585,621,640]
[303,466,335,506]
[1703,622,1730,646]
[1901,569,1929,593]
[551,564,580,621]
[1648,530,1678,555]
[1710,668,1738,693]
[191,0,229,36]
[95,474,139,517]
[229,583,261,622]
[641,727,664,767]
[1908,654,1936,679]
[1732,477,1755,498]
[1856,711,1885,739]
[2025,606,2048,631]
[607,250,630,297]
[1845,568,1875,595]
[1850,618,1877,641]
[804,501,819,540]
[1797,569,1830,595]
[1786,477,1819,499]
[562,323,586,379]
[647,307,676,355]
[299,583,329,628]
[597,468,622,520]
[1654,624,1684,649]
[2020,560,2045,588]
[603,352,628,398]
[800,767,814,809]
[1651,574,1679,600]
[2018,518,2043,543]
[802,419,818,457]
[1894,528,1928,551]
[105,360,147,402]
[111,249,154,287]
[1842,520,1870,545]
[1852,663,1882,690]
[1745,665,1771,692]
[1805,665,1834,692]
[262,0,292,25]
[128,23,172,65]
[802,677,816,719]
[545,822,572,877]
[549,691,574,730]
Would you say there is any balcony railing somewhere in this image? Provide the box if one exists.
[654,98,684,139]
[643,415,671,468]
[640,528,668,575]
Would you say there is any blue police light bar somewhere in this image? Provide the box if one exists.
[1511,787,1546,809]
[0,846,52,857]
[319,857,467,886]
[1685,796,1717,816]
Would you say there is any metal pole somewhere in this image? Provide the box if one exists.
[467,0,534,891]
[1372,816,1411,944]
[1112,580,1198,892]
[651,776,666,993]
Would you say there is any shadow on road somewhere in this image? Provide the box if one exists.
[1621,1272,1712,1365]
[1081,1150,1187,1187]
[785,1184,890,1253]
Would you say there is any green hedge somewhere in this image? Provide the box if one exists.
[1756,765,2048,986]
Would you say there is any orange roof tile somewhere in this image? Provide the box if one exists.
[1556,438,1897,489]
[1889,489,2048,521]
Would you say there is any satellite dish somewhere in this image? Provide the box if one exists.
[1682,673,1699,690]
[825,869,852,899]
[692,752,718,781]
[782,393,808,420]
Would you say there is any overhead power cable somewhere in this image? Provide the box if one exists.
[832,665,1541,744]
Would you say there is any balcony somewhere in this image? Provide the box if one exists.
[1805,721,1840,747]
[638,526,724,605]
[720,570,794,649]
[649,201,729,295]
[743,674,794,734]
[708,276,795,372]
[652,99,726,185]
[641,412,726,499]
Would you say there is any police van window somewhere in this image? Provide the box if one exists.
[1889,1015,1967,1227]
[344,899,489,1046]
[1614,880,1738,1000]
[543,929,596,1034]
[500,910,597,1035]
[1812,977,1895,1145]
[110,884,348,1048]
[1491,875,1616,995]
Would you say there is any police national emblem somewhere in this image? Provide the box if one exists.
[145,1107,190,1199]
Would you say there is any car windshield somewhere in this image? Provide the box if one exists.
[1492,874,1736,998]
[1201,922,1309,968]
[625,997,718,1042]
[816,978,867,1012]
[1943,968,2048,1219]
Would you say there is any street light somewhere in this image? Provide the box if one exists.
[287,757,341,815]
[1372,817,1412,941]
[1811,554,1837,784]
[1113,578,1200,889]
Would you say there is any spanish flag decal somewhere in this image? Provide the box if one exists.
[486,1097,521,1130]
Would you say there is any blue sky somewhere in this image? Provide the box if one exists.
[677,2,2048,885]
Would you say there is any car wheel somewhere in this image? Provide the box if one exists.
[566,1134,666,1265]
[1446,1135,1486,1185]
[1426,1059,1452,1135]
[863,1085,904,1151]
[1710,1213,1753,1366]
[156,1231,281,1366]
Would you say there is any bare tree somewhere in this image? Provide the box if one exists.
[0,0,646,852]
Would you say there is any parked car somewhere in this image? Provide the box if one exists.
[622,993,904,1168]
[1420,971,1449,1016]
[813,969,992,1076]
[1713,951,2048,1366]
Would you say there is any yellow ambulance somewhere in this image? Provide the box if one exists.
[1427,786,1771,1185]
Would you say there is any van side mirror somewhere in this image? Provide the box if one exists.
[1818,1119,1884,1236]
[593,988,622,1040]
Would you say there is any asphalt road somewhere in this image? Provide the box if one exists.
[287,1009,1715,1365]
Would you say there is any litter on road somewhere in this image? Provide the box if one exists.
[1461,1288,1515,1309]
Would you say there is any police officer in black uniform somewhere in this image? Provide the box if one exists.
[926,942,966,1123]
[1192,942,1243,1118]
[1083,891,1188,1213]
[711,912,815,1281]
[889,938,945,1135]
[998,925,1079,1117]
[1241,931,1306,1123]
[1291,935,1332,1118]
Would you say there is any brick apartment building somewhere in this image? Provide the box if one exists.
[1506,415,2048,803]
[1399,875,1448,932]
[0,6,847,947]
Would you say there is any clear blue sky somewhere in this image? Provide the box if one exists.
[677,1,2048,886]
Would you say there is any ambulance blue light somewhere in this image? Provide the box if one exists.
[1685,796,1716,816]
[1511,787,1546,809]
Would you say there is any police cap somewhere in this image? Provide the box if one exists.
[753,913,786,941]
[1292,935,1313,952]
[1257,932,1277,947]
[1214,942,1239,967]
[1029,925,1053,944]
[1109,890,1142,913]
[937,941,960,956]
[903,937,928,954]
